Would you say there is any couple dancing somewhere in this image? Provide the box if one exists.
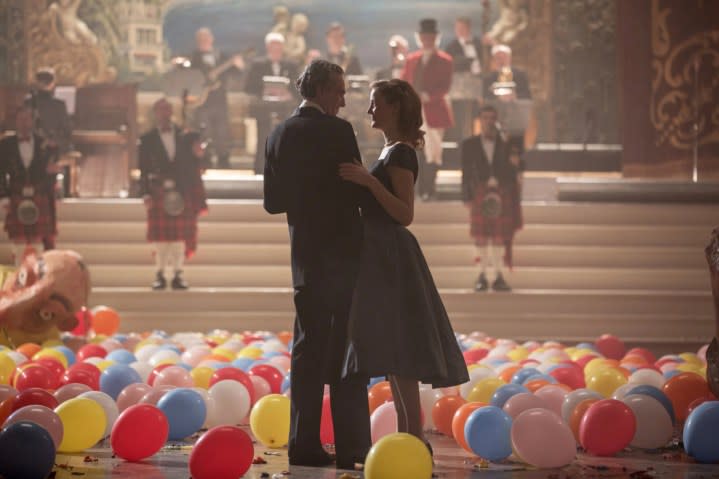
[264,59,469,469]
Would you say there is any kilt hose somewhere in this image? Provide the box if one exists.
[469,183,523,267]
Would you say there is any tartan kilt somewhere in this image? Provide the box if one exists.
[469,183,522,243]
[146,182,206,258]
[4,192,57,246]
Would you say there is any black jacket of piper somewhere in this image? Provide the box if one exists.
[138,126,202,197]
[0,134,55,198]
[460,134,519,202]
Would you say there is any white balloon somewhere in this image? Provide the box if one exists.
[129,361,153,383]
[134,345,161,363]
[207,379,251,427]
[370,401,398,444]
[622,394,673,449]
[628,369,665,390]
[79,391,119,437]
[419,385,444,431]
[560,388,603,425]
[148,349,180,367]
[611,383,636,401]
[191,387,218,429]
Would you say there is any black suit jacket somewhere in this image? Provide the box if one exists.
[264,106,363,288]
[26,91,73,154]
[138,125,203,197]
[326,51,363,76]
[445,37,483,73]
[189,50,238,109]
[482,67,532,99]
[244,57,299,99]
[460,134,518,202]
[0,135,54,198]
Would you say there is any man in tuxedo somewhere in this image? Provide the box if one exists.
[0,105,59,265]
[264,59,371,470]
[483,43,531,100]
[445,17,483,75]
[402,18,454,200]
[139,98,207,290]
[375,34,409,81]
[325,22,363,76]
[245,32,299,173]
[461,105,523,292]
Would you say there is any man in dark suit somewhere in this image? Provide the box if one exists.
[245,32,299,174]
[264,60,371,470]
[28,68,73,155]
[482,44,531,100]
[139,98,207,290]
[325,22,363,76]
[461,105,523,292]
[445,17,483,75]
[0,105,58,264]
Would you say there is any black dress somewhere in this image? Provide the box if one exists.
[343,143,469,388]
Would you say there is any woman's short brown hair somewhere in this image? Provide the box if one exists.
[371,79,425,149]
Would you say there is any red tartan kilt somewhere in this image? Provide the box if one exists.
[470,184,522,243]
[146,186,200,254]
[4,193,56,243]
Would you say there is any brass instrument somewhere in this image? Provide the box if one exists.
[491,66,516,97]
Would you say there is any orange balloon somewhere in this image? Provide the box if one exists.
[570,398,599,442]
[451,402,486,451]
[432,395,466,437]
[662,372,711,423]
[620,354,648,366]
[524,379,551,393]
[0,397,15,425]
[277,331,293,346]
[368,381,393,415]
[16,343,42,359]
[498,365,522,383]
[205,354,231,363]
[91,306,121,336]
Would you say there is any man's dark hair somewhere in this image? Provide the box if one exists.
[35,68,55,87]
[296,60,344,99]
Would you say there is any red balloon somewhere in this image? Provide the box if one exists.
[549,365,585,390]
[209,368,254,404]
[579,399,636,456]
[62,363,101,390]
[320,394,334,445]
[111,404,169,461]
[12,388,58,412]
[34,358,65,390]
[575,354,601,369]
[71,307,93,336]
[625,347,656,364]
[14,364,55,392]
[190,426,254,479]
[147,364,173,387]
[594,334,625,360]
[76,344,108,362]
[249,365,283,394]
[463,348,488,365]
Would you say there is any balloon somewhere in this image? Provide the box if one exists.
[14,387,58,411]
[579,399,636,456]
[33,348,68,368]
[586,368,627,398]
[622,394,673,449]
[628,368,665,390]
[249,364,284,394]
[79,391,119,437]
[34,358,65,389]
[512,408,575,468]
[511,368,542,385]
[106,349,137,365]
[570,398,599,442]
[153,365,194,388]
[595,334,625,360]
[561,388,603,424]
[249,394,290,448]
[62,363,101,390]
[0,384,18,403]
[14,363,54,391]
[249,374,271,400]
[502,392,548,419]
[369,381,393,414]
[76,344,108,362]
[0,421,56,479]
[464,406,513,461]
[55,397,107,452]
[189,426,254,479]
[182,346,212,367]
[549,365,585,390]
[16,343,42,360]
[157,388,206,440]
[463,348,489,365]
[490,383,528,409]
[207,380,251,427]
[418,385,443,430]
[533,385,568,417]
[111,404,169,461]
[147,363,173,386]
[54,383,92,404]
[459,366,497,399]
[116,383,153,412]
[683,401,719,463]
[100,364,142,400]
[451,402,486,451]
[364,432,432,479]
[191,367,214,389]
[432,395,466,437]
[0,353,16,385]
[5,405,64,449]
[467,377,505,404]
[209,367,255,404]
[91,306,121,336]
[611,383,636,401]
[626,385,675,424]
[371,401,398,444]
[320,394,334,445]
[662,372,711,423]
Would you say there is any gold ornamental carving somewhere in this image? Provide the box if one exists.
[650,0,719,150]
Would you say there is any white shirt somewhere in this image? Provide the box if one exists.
[159,127,176,161]
[299,99,325,114]
[271,62,281,76]
[481,136,496,165]
[18,137,34,169]
[460,38,481,75]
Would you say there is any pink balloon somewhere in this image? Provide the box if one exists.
[0,385,18,403]
[511,408,576,468]
[139,385,176,406]
[5,405,64,449]
[153,366,194,388]
[502,392,548,419]
[370,401,397,444]
[100,339,123,352]
[249,375,271,400]
[53,383,92,404]
[268,356,291,372]
[534,385,568,417]
[116,383,153,413]
[181,347,211,368]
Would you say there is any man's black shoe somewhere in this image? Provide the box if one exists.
[474,272,489,292]
[152,271,166,290]
[171,271,189,290]
[492,273,512,292]
[289,450,335,467]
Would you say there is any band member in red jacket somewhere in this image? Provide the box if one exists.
[139,98,207,290]
[0,105,59,265]
[401,18,454,200]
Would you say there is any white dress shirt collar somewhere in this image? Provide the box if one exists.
[299,100,325,114]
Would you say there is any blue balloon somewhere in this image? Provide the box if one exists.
[575,342,596,351]
[0,421,56,479]
[663,370,682,380]
[490,383,529,409]
[683,401,719,463]
[175,362,193,371]
[627,385,675,424]
[52,345,76,366]
[263,351,282,358]
[522,373,558,385]
[464,406,513,461]
[232,357,255,371]
[511,368,541,385]
[368,376,385,388]
[281,372,292,393]
[106,349,137,365]
[157,344,181,354]
[113,333,128,342]
[100,364,142,400]
[157,388,206,441]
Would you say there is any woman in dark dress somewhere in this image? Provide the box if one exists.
[339,79,469,446]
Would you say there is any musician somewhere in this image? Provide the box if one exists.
[445,17,483,75]
[27,68,73,155]
[375,35,409,80]
[482,44,531,100]
[139,98,207,290]
[245,32,299,173]
[325,22,363,76]
[401,18,453,200]
[460,105,523,292]
[0,105,59,265]
[189,27,244,169]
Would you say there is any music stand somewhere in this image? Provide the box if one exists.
[262,75,292,102]
[161,68,206,99]
[485,98,533,137]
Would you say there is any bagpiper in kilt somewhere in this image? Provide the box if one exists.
[139,99,207,290]
[1,106,58,265]
[460,105,523,291]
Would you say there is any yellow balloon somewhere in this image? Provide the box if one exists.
[96,360,116,372]
[250,394,290,448]
[586,367,627,398]
[364,433,432,479]
[55,398,107,452]
[678,353,703,366]
[507,346,529,362]
[0,353,16,385]
[676,363,704,375]
[191,366,214,389]
[211,348,235,361]
[467,377,506,403]
[33,348,69,368]
[238,347,263,359]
